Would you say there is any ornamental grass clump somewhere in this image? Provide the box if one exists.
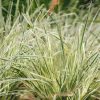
[0,5,100,100]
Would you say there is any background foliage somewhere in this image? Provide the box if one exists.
[1,0,100,16]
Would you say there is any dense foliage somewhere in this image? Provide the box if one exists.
[0,0,100,100]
